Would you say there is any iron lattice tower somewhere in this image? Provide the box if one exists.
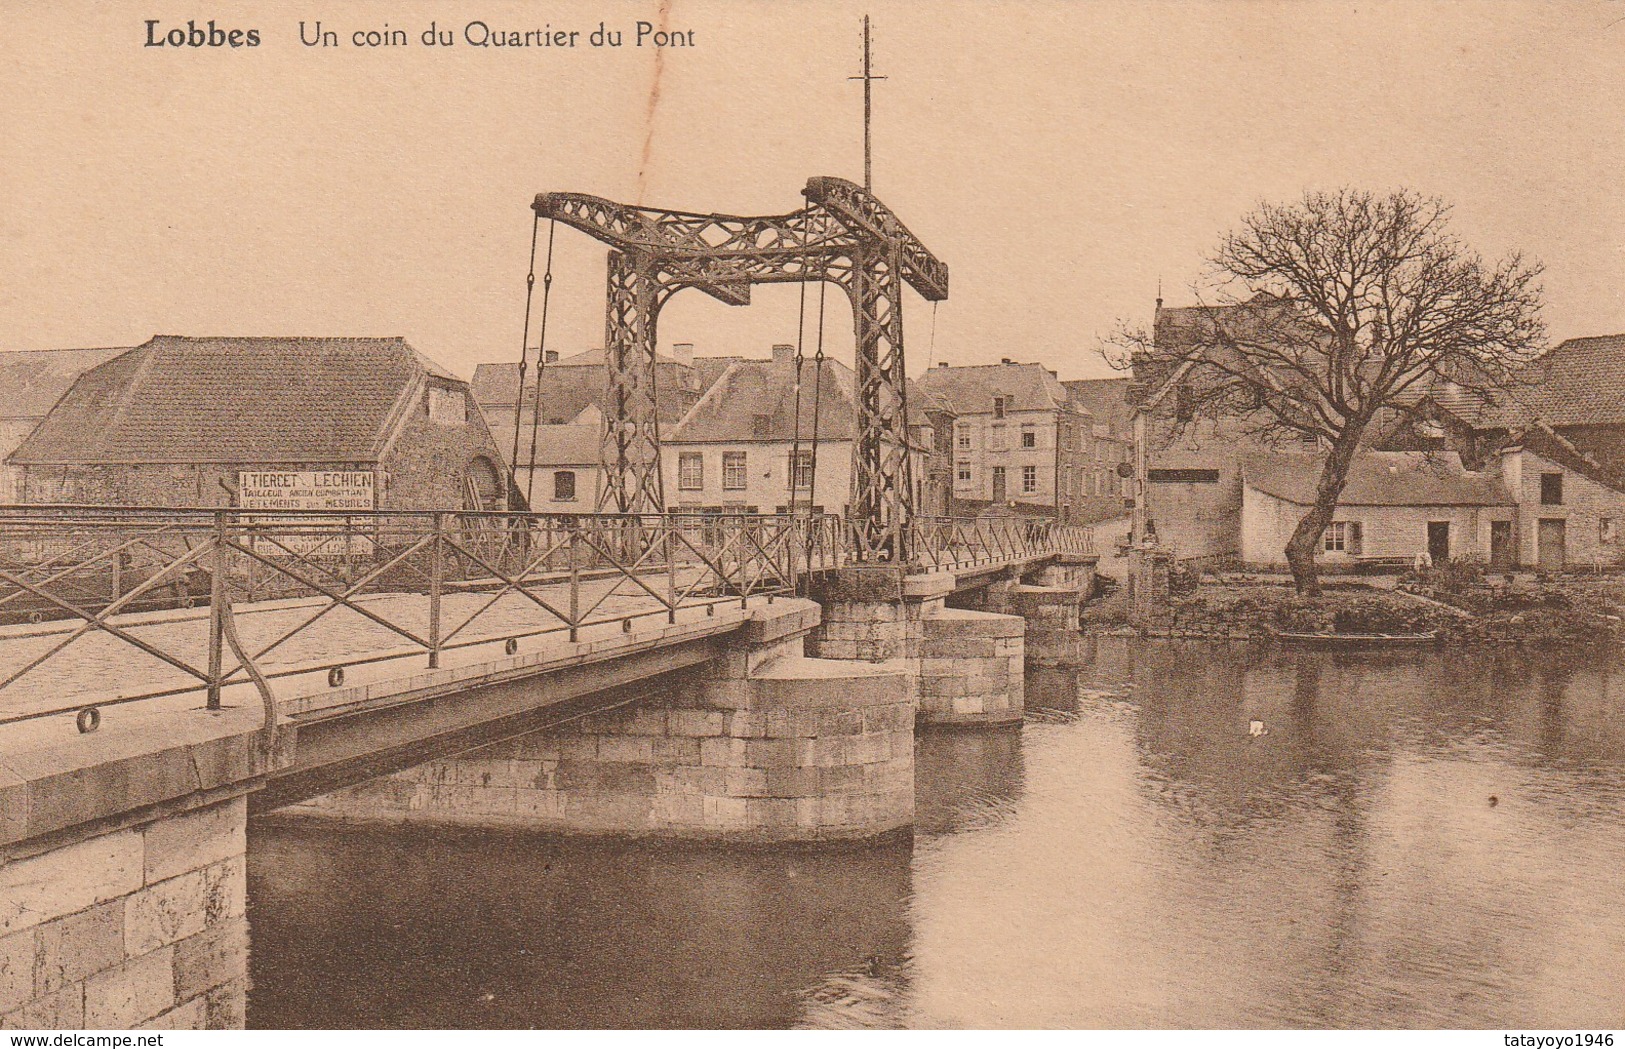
[532,176,947,563]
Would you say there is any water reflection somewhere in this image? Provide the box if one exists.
[247,824,912,1029]
[247,641,1625,1029]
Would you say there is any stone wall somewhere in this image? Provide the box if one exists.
[282,625,916,844]
[1,796,248,1030]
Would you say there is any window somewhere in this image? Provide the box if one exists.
[1324,521,1363,555]
[956,462,973,484]
[553,470,576,502]
[751,414,773,439]
[992,396,1007,419]
[956,423,972,450]
[791,451,813,490]
[1541,472,1564,505]
[1603,518,1618,544]
[1148,468,1220,483]
[1021,425,1037,449]
[678,453,703,490]
[989,423,1008,451]
[1022,465,1038,493]
[722,451,747,490]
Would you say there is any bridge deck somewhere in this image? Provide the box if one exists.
[0,568,728,744]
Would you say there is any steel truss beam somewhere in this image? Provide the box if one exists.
[533,177,947,561]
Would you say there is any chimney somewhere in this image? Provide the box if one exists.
[937,361,948,369]
[1048,369,1059,380]
[772,343,796,365]
[1001,357,1013,365]
[544,350,559,364]
[670,342,694,366]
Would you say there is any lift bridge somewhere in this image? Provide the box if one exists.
[524,175,948,564]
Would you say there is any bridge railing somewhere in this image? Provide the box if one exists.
[0,506,1088,729]
[906,516,1094,571]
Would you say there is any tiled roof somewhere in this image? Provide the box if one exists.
[915,362,1076,416]
[668,358,858,443]
[1520,335,1625,427]
[472,350,696,424]
[0,347,130,419]
[9,336,455,465]
[1242,451,1514,507]
[488,422,602,469]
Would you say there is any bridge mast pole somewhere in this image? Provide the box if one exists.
[599,251,666,514]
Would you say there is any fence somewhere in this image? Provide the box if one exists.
[0,507,1091,728]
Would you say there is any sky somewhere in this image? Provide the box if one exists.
[2,0,1623,382]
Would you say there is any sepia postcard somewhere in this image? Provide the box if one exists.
[2,0,1624,1038]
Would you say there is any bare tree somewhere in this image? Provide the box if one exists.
[1108,189,1545,595]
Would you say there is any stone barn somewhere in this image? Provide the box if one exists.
[7,336,507,512]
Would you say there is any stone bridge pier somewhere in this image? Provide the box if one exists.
[282,600,915,846]
[804,554,1097,726]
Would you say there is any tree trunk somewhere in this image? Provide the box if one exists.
[1284,425,1368,597]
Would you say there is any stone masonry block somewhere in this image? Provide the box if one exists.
[204,978,248,1030]
[171,917,248,1005]
[137,997,206,1031]
[1,827,143,937]
[2,981,84,1030]
[124,870,209,961]
[33,900,123,999]
[83,946,175,1030]
[143,797,246,887]
[0,931,32,1014]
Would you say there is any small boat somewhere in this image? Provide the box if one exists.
[1271,629,1438,647]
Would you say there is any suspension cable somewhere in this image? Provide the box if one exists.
[509,214,541,504]
[523,219,558,509]
[806,275,829,518]
[787,223,810,514]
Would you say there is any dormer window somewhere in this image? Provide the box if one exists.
[992,396,1008,419]
[752,413,773,439]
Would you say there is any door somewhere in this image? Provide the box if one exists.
[1427,521,1450,564]
[991,466,1007,502]
[1489,520,1514,570]
[1538,518,1567,569]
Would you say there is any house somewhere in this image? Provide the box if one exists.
[915,359,1107,523]
[1240,445,1625,570]
[486,422,602,512]
[1241,452,1517,568]
[0,347,130,501]
[471,343,706,512]
[661,344,938,517]
[8,336,507,511]
[1062,376,1135,514]
[1131,298,1308,558]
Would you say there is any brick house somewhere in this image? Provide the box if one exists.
[7,336,506,511]
[915,359,1108,523]
[0,346,129,501]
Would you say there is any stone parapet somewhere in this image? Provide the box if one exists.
[1,796,249,1030]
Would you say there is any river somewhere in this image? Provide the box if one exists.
[245,639,1625,1028]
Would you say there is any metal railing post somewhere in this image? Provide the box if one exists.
[428,512,444,669]
[665,516,677,624]
[569,520,581,643]
[206,510,227,710]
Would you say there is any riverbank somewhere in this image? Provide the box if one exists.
[1084,577,1625,647]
